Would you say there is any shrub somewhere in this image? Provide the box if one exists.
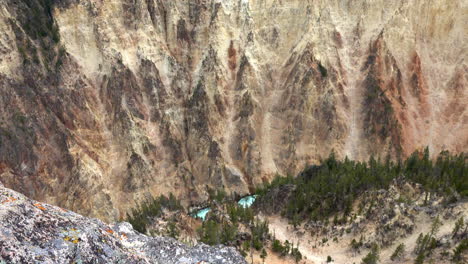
[166,218,179,239]
[318,62,328,78]
[350,238,363,252]
[272,239,284,253]
[291,247,302,263]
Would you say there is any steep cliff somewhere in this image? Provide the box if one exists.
[0,0,466,220]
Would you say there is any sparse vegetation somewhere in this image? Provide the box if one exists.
[251,219,269,250]
[14,0,65,69]
[13,112,27,125]
[270,237,302,260]
[257,148,467,223]
[291,245,303,263]
[166,217,179,239]
[21,0,59,42]
[272,239,285,254]
[351,238,364,253]
[208,188,227,203]
[414,216,441,264]
[126,193,182,234]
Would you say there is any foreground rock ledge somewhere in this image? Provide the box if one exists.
[0,182,246,264]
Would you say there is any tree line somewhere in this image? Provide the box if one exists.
[257,148,466,223]
[126,193,182,233]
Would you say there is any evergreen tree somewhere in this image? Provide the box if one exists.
[452,217,465,238]
[361,243,379,264]
[260,248,267,263]
[390,243,405,261]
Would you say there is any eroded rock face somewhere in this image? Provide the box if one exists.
[0,182,247,264]
[0,0,466,220]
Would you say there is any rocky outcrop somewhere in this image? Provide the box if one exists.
[0,0,466,220]
[0,182,246,264]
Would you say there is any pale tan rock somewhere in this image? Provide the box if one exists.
[0,0,466,221]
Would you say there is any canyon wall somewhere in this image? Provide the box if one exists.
[0,0,466,220]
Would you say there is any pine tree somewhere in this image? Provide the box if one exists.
[452,217,465,238]
[260,248,267,263]
[361,243,379,264]
[390,243,405,261]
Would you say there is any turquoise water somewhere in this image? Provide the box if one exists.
[192,208,211,221]
[238,195,257,208]
[191,195,257,221]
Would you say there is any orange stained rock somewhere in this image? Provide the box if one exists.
[33,203,46,210]
[105,228,114,234]
[1,197,17,204]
